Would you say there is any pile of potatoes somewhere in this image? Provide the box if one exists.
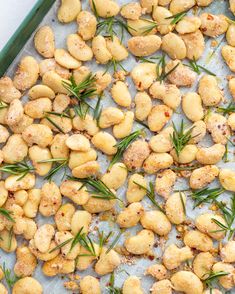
[0,0,235,293]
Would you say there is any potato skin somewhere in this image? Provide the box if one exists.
[123,276,143,294]
[193,252,214,280]
[12,277,43,294]
[128,36,162,56]
[189,165,219,190]
[13,56,39,91]
[80,276,101,294]
[161,33,186,60]
[77,11,97,40]
[94,247,120,275]
[200,13,228,37]
[123,140,150,170]
[34,26,55,58]
[140,211,171,236]
[125,229,155,255]
[171,271,203,294]
[195,213,226,240]
[58,0,81,23]
[219,169,235,192]
[181,30,205,60]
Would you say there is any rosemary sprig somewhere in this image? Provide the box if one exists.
[156,54,180,83]
[136,119,150,130]
[170,120,194,157]
[45,110,71,118]
[138,56,161,64]
[45,116,65,133]
[204,271,229,291]
[69,177,121,202]
[1,263,20,289]
[0,101,8,110]
[49,237,74,253]
[0,161,35,180]
[0,208,15,222]
[106,272,122,294]
[110,129,143,167]
[212,196,235,240]
[62,74,96,118]
[73,104,89,120]
[106,231,122,254]
[134,181,164,212]
[98,230,113,250]
[8,227,13,250]
[140,19,158,35]
[97,17,132,41]
[138,54,179,82]
[93,94,103,125]
[92,0,133,41]
[105,58,127,74]
[190,187,225,208]
[38,158,68,181]
[78,234,97,256]
[217,102,235,115]
[70,227,84,252]
[165,11,187,25]
[184,57,216,76]
[63,74,96,102]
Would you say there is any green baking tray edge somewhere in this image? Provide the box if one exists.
[0,0,56,77]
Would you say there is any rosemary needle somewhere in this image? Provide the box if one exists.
[106,272,122,294]
[8,227,13,250]
[98,230,113,250]
[106,231,122,254]
[156,54,180,83]
[49,237,73,253]
[70,227,84,252]
[165,11,187,25]
[45,116,65,133]
[93,94,103,125]
[140,19,158,35]
[0,101,8,110]
[104,58,127,74]
[184,57,216,76]
[39,158,68,181]
[179,192,186,214]
[77,234,97,256]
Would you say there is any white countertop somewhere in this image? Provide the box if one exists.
[0,0,37,50]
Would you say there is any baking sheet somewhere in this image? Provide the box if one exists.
[2,0,235,293]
